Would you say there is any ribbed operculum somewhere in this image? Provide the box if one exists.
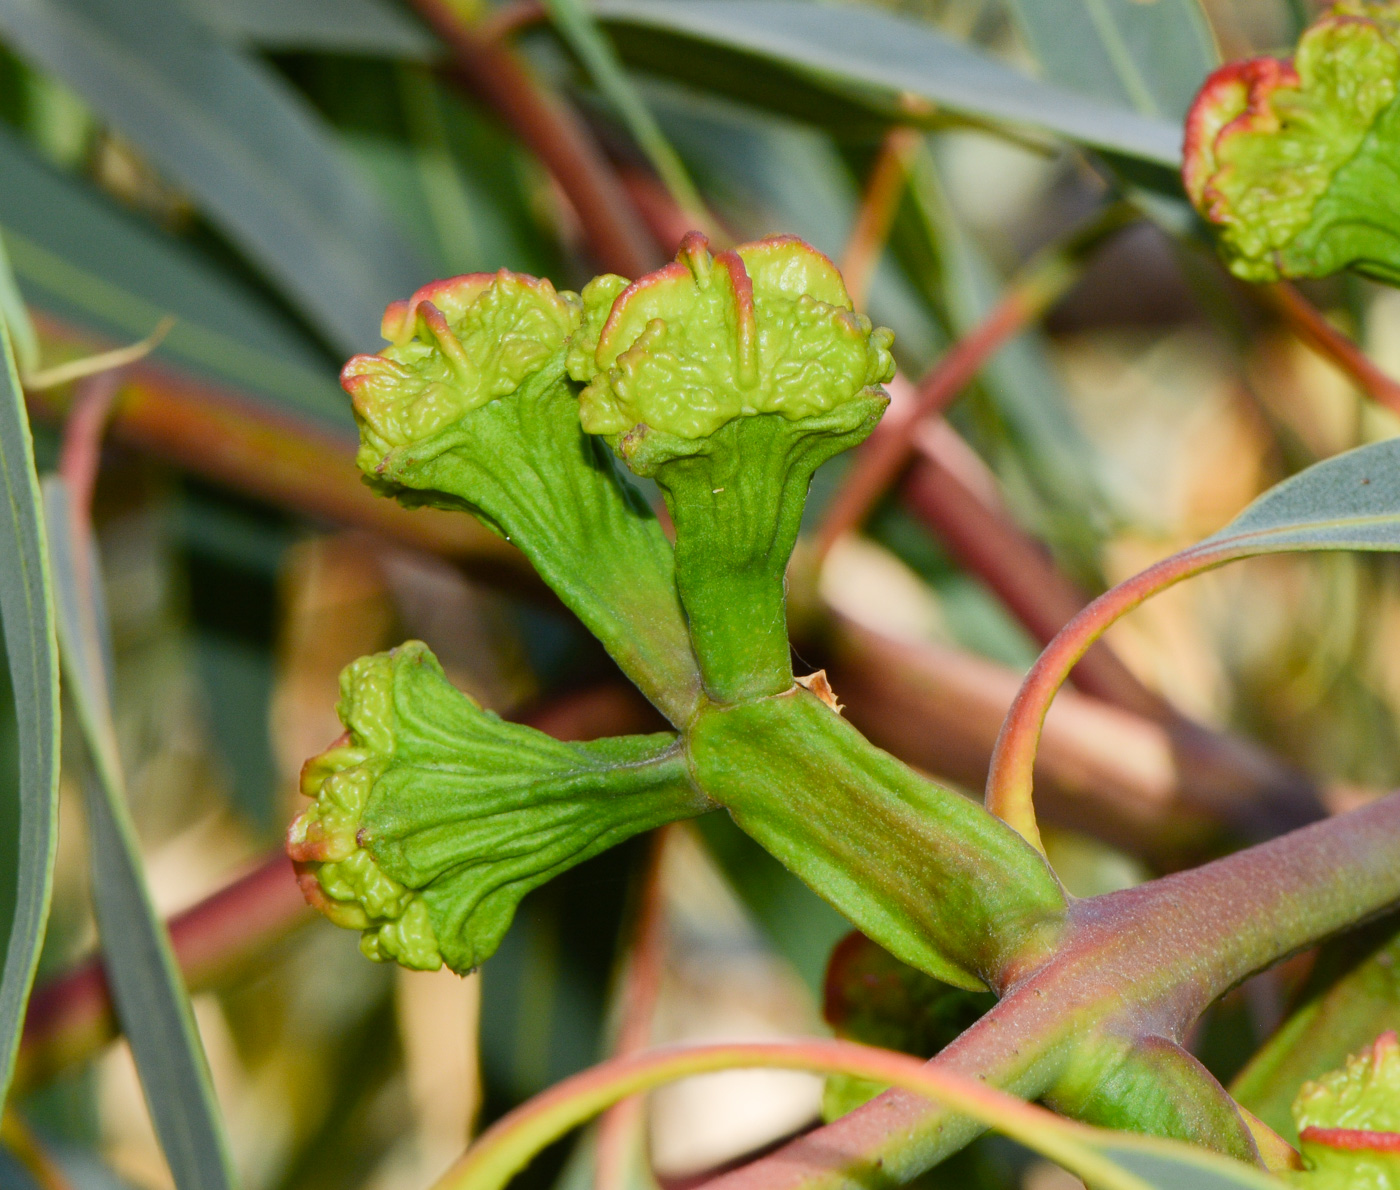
[566,232,896,440]
[1183,4,1400,284]
[341,270,582,471]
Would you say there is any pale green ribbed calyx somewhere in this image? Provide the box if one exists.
[287,642,706,973]
[343,270,580,466]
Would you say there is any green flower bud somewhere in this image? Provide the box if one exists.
[341,271,700,725]
[287,642,708,974]
[568,233,896,703]
[1184,4,1400,285]
[1290,1031,1400,1188]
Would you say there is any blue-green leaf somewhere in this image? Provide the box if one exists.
[0,0,431,352]
[1198,437,1400,556]
[44,476,235,1190]
[182,0,436,58]
[590,0,1183,166]
[1004,0,1217,121]
[0,319,60,1115]
[0,124,350,433]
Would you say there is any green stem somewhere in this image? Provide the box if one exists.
[688,688,1068,990]
[376,365,702,725]
[698,792,1400,1190]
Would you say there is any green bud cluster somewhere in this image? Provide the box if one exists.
[290,235,1064,989]
[344,270,581,468]
[1184,2,1400,285]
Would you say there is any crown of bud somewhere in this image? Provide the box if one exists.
[566,232,895,440]
[341,270,581,470]
[287,642,697,974]
[1183,3,1400,284]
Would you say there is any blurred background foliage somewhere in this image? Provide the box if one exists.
[2,0,1398,1188]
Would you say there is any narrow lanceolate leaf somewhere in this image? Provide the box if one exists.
[0,232,39,378]
[43,478,235,1190]
[1003,0,1217,120]
[0,0,430,353]
[180,0,436,58]
[0,319,60,1113]
[0,124,349,432]
[590,0,1184,166]
[1196,437,1400,557]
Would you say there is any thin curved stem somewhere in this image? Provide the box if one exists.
[984,544,1233,853]
[430,1040,1269,1190]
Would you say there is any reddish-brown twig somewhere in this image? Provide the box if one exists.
[1266,282,1400,417]
[903,422,1168,720]
[408,0,661,277]
[817,204,1141,558]
[840,127,922,311]
[815,271,1071,559]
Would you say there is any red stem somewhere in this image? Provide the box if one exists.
[985,544,1229,851]
[815,287,1041,558]
[56,369,127,547]
[697,791,1400,1190]
[408,0,661,278]
[840,128,921,311]
[1267,282,1400,417]
[902,422,1168,719]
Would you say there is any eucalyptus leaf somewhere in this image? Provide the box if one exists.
[180,0,436,58]
[1003,0,1218,121]
[1093,1142,1284,1189]
[0,124,350,432]
[1199,437,1400,556]
[0,318,59,1114]
[44,476,236,1190]
[590,0,1184,166]
[0,231,39,377]
[0,0,431,353]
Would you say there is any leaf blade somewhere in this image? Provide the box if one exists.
[0,0,431,353]
[591,0,1184,165]
[1199,438,1400,556]
[43,476,236,1190]
[1004,0,1218,120]
[0,314,60,1116]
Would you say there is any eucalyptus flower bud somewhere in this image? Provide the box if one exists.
[1184,3,1400,285]
[1290,1031,1400,1187]
[342,271,700,725]
[287,642,707,973]
[568,233,896,703]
